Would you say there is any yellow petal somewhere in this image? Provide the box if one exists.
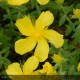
[7,0,29,6]
[35,11,54,31]
[15,37,36,55]
[34,38,49,62]
[43,29,64,48]
[31,70,41,75]
[24,70,41,80]
[37,0,49,5]
[52,54,62,63]
[23,56,39,75]
[6,63,23,75]
[15,17,34,36]
[73,9,80,19]
[77,63,80,72]
[39,62,57,75]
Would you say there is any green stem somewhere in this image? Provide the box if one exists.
[60,63,63,74]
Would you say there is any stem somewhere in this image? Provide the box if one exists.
[60,63,63,74]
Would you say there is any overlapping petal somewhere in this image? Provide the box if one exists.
[6,63,23,75]
[23,56,39,75]
[15,37,36,55]
[35,11,54,31]
[39,62,57,75]
[37,0,49,5]
[7,0,29,6]
[43,29,64,48]
[34,38,49,62]
[15,17,34,36]
[43,62,56,75]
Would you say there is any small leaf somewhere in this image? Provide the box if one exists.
[3,57,11,68]
[72,25,80,38]
[63,5,73,14]
[66,23,75,36]
[59,14,67,26]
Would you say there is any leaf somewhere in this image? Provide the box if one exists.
[63,5,73,14]
[0,56,3,69]
[68,65,75,75]
[49,44,59,54]
[3,57,11,68]
[48,2,61,11]
[75,3,80,8]
[71,25,80,44]
[30,0,36,8]
[0,47,10,55]
[72,25,80,38]
[59,14,67,26]
[66,23,75,36]
[62,39,69,50]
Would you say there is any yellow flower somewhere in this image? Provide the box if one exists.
[39,62,57,75]
[7,0,49,6]
[15,11,64,62]
[7,0,29,6]
[52,54,62,64]
[77,63,80,72]
[6,56,40,80]
[73,9,80,19]
[6,59,57,80]
[55,0,64,4]
[37,0,49,5]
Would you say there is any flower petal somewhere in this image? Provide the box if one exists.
[7,0,29,6]
[15,17,34,36]
[31,70,41,75]
[37,0,49,5]
[6,63,23,75]
[42,62,57,75]
[35,11,54,31]
[77,63,80,72]
[34,38,49,62]
[15,37,36,55]
[73,9,80,19]
[23,56,39,75]
[43,29,64,48]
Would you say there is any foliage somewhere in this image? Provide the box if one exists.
[0,0,80,79]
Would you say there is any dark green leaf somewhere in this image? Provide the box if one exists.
[59,14,67,26]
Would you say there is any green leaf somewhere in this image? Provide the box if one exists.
[0,47,10,55]
[3,57,11,69]
[63,5,73,14]
[68,65,75,75]
[48,2,61,11]
[75,3,80,8]
[72,25,80,44]
[59,14,67,26]
[72,25,80,38]
[66,23,75,36]
[49,44,59,54]
[0,56,3,69]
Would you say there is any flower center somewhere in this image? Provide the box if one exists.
[30,30,44,41]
